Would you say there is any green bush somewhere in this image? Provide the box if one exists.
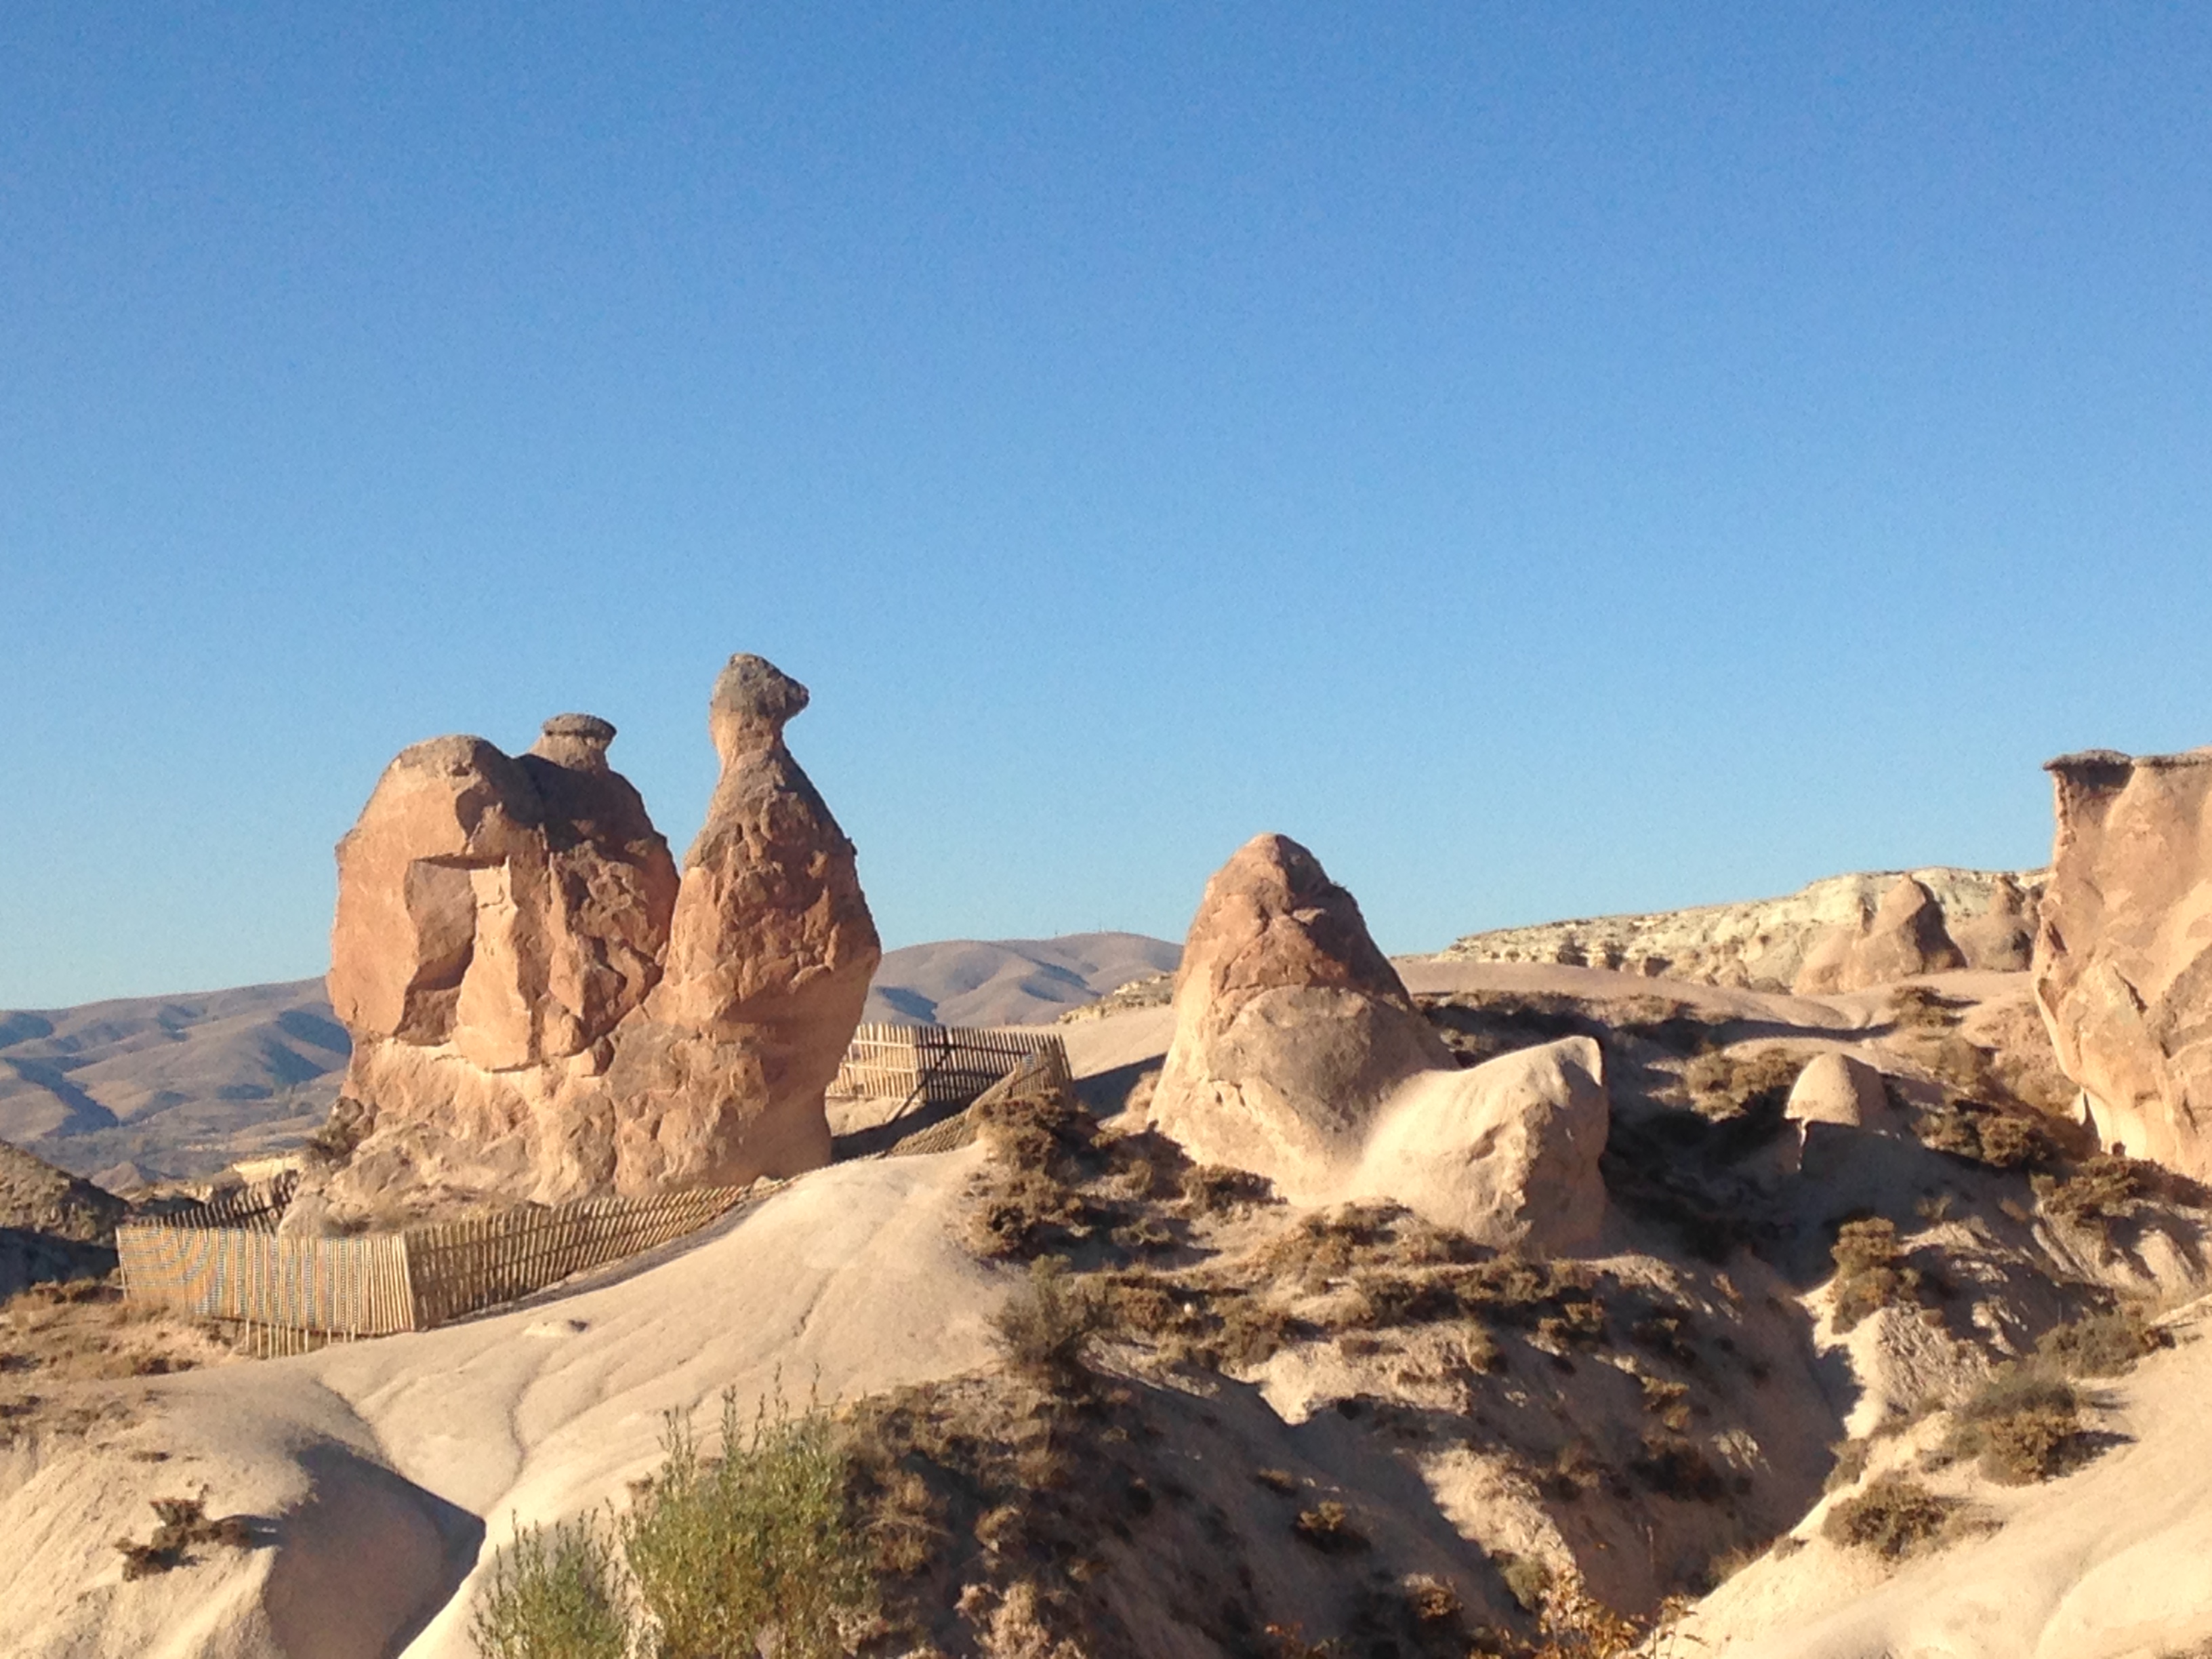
[620,1387,869,1659]
[470,1515,629,1659]
[471,1389,872,1659]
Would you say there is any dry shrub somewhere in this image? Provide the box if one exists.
[1404,1573,1462,1623]
[2037,1306,2171,1377]
[1681,1046,1804,1122]
[1494,1553,1549,1613]
[1823,1437,1870,1494]
[1916,1105,2052,1170]
[1639,1375,1690,1431]
[2033,1155,2148,1231]
[1888,985,1965,1029]
[1828,1218,1921,1332]
[1179,1164,1276,1214]
[1545,1441,1610,1502]
[1821,1473,1957,1558]
[1627,1431,1727,1503]
[989,1258,1103,1380]
[113,1493,253,1580]
[1291,1499,1368,1554]
[1246,1203,1415,1290]
[1942,1368,2081,1483]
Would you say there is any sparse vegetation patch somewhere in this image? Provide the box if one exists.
[1827,1218,1923,1332]
[1940,1368,2083,1484]
[1821,1473,1958,1559]
[113,1493,253,1580]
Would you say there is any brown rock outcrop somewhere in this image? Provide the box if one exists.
[1792,876,1969,995]
[329,718,678,1067]
[1147,834,1454,1202]
[606,655,882,1191]
[2033,747,2212,1179]
[323,657,879,1214]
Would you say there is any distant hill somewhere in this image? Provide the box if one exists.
[862,932,1180,1027]
[0,932,1181,1181]
[0,979,346,1185]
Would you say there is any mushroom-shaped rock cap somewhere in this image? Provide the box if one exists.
[708,653,811,760]
[529,713,618,771]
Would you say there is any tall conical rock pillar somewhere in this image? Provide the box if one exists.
[607,655,882,1191]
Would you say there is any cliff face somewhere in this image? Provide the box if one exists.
[1438,866,2045,992]
[2033,747,2212,1179]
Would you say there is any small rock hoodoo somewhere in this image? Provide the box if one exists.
[319,653,878,1218]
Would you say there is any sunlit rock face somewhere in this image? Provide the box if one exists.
[321,657,878,1217]
[2034,746,2212,1180]
[1147,832,1455,1202]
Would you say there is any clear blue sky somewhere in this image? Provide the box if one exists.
[5,5,2209,1008]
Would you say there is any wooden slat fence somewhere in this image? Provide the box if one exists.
[832,1023,1068,1109]
[403,1183,754,1328]
[118,1181,761,1338]
[117,1026,1069,1345]
[154,1171,304,1233]
[115,1226,416,1334]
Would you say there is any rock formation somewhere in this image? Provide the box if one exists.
[1439,866,2041,991]
[1351,1037,1610,1253]
[602,655,882,1191]
[1782,1052,1890,1131]
[1790,876,1969,995]
[1148,834,1454,1202]
[1950,871,2037,972]
[2033,747,2212,1180]
[322,657,879,1215]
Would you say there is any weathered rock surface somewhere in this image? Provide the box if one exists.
[2034,747,2212,1179]
[328,718,677,1065]
[324,659,878,1214]
[1792,875,1969,995]
[1149,834,1453,1202]
[1783,1052,1890,1131]
[1351,1036,1610,1253]
[0,1139,125,1244]
[1440,867,2041,991]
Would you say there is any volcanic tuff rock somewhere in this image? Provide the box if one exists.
[323,656,878,1215]
[2034,747,2212,1180]
[1783,1051,1891,1132]
[1791,874,1969,995]
[1440,867,2043,991]
[602,655,882,1191]
[1349,1036,1610,1252]
[1148,834,1454,1201]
